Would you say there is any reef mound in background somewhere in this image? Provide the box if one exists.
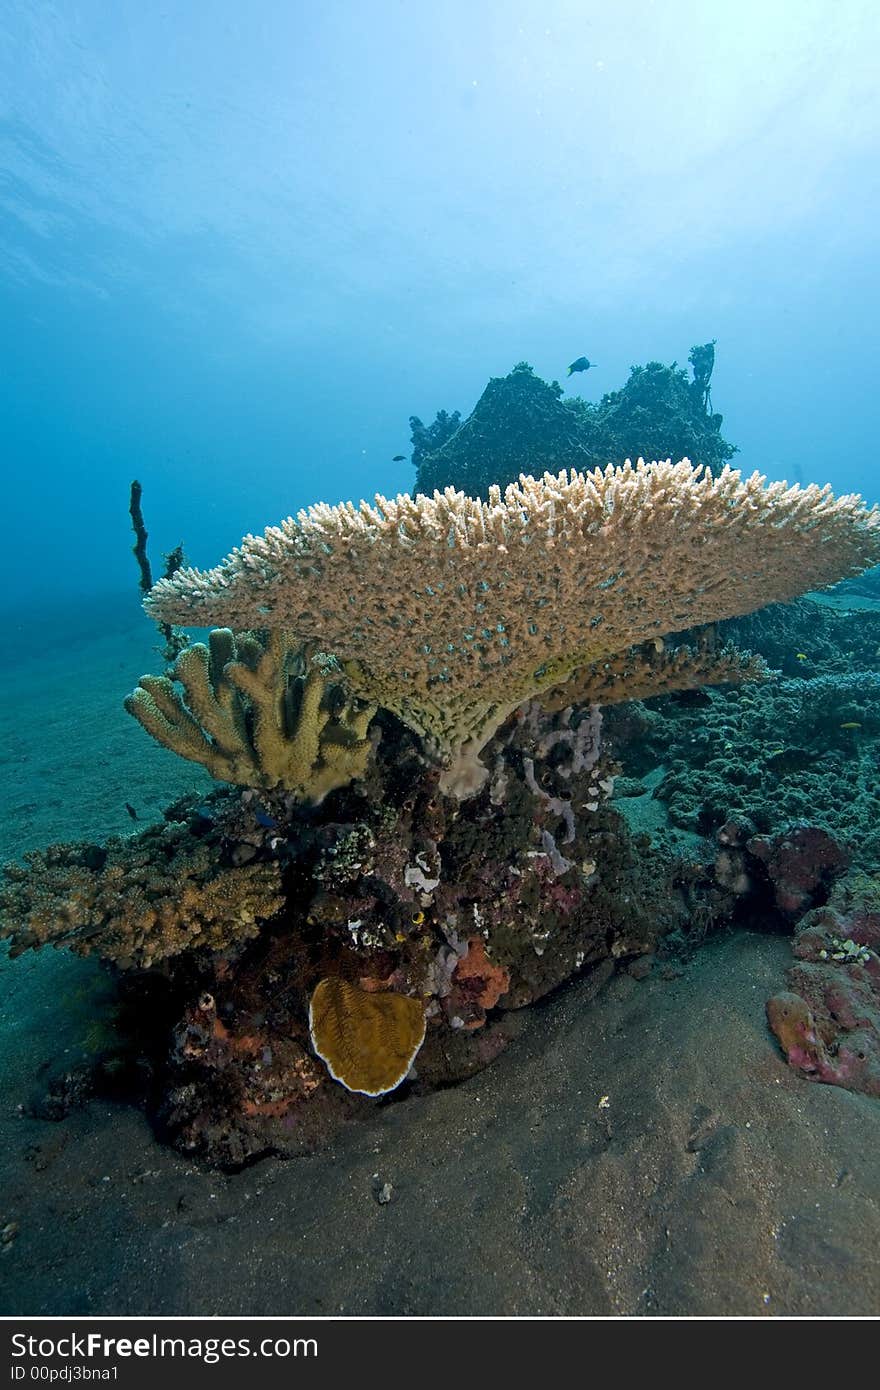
[411,354,736,498]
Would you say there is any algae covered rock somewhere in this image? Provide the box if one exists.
[412,363,591,497]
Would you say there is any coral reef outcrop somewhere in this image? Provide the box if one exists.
[3,694,689,1164]
[6,358,880,1164]
[629,669,880,860]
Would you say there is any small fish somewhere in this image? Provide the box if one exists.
[391,454,406,462]
[125,802,139,821]
[839,722,862,730]
[254,806,280,830]
[567,356,596,376]
[795,652,808,661]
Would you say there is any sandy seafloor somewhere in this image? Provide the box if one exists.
[1,601,879,1318]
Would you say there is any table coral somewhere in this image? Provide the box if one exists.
[539,636,767,715]
[144,463,880,797]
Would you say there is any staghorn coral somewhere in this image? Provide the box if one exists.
[308,977,427,1096]
[145,462,880,795]
[125,627,376,799]
[0,821,284,969]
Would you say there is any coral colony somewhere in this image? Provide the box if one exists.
[3,354,880,1165]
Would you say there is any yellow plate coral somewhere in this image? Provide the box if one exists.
[308,977,426,1096]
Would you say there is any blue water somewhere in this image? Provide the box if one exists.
[1,0,879,608]
[5,5,880,1320]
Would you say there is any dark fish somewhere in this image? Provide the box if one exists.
[392,454,406,462]
[254,807,279,830]
[125,803,139,821]
[567,356,595,376]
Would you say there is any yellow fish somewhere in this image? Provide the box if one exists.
[840,722,862,730]
[795,652,808,661]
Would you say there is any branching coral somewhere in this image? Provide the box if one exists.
[0,821,284,968]
[144,462,880,795]
[125,627,376,799]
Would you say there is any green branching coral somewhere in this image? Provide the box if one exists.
[644,671,880,857]
[0,822,285,968]
[125,628,377,800]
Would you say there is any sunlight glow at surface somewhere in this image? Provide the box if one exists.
[1,0,878,605]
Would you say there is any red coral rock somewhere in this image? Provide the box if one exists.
[445,937,511,1030]
[747,825,849,918]
[767,873,880,1099]
[766,991,832,1075]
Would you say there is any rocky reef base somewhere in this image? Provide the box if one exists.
[7,595,880,1169]
[13,700,702,1168]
